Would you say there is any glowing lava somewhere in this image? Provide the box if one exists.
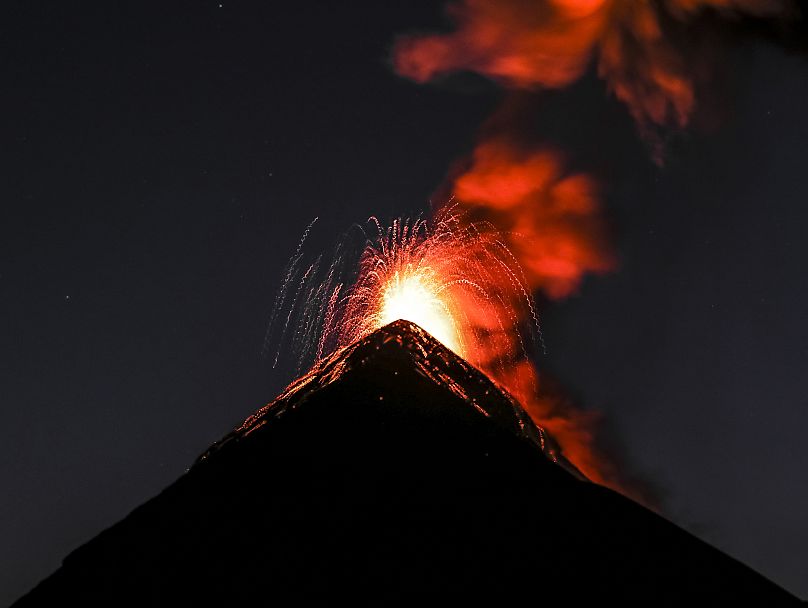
[378,268,462,355]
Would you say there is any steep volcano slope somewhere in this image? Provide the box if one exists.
[15,320,798,604]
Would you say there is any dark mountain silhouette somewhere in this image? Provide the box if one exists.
[14,320,799,605]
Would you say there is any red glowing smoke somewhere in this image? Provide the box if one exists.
[395,0,791,138]
[391,0,794,499]
[453,138,612,299]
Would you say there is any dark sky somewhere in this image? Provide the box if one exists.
[1,1,806,603]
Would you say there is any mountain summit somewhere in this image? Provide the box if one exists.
[14,320,798,604]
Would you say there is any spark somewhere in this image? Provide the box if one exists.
[267,204,541,387]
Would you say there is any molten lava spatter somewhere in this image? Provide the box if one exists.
[268,205,540,382]
[333,208,538,367]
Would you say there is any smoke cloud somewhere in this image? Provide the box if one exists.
[392,0,796,501]
[395,0,793,141]
[453,137,612,299]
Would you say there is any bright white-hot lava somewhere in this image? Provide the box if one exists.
[378,268,462,356]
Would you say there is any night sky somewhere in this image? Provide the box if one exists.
[2,1,806,603]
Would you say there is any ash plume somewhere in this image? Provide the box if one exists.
[394,0,796,148]
[389,0,800,501]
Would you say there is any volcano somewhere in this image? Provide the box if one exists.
[14,320,798,604]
